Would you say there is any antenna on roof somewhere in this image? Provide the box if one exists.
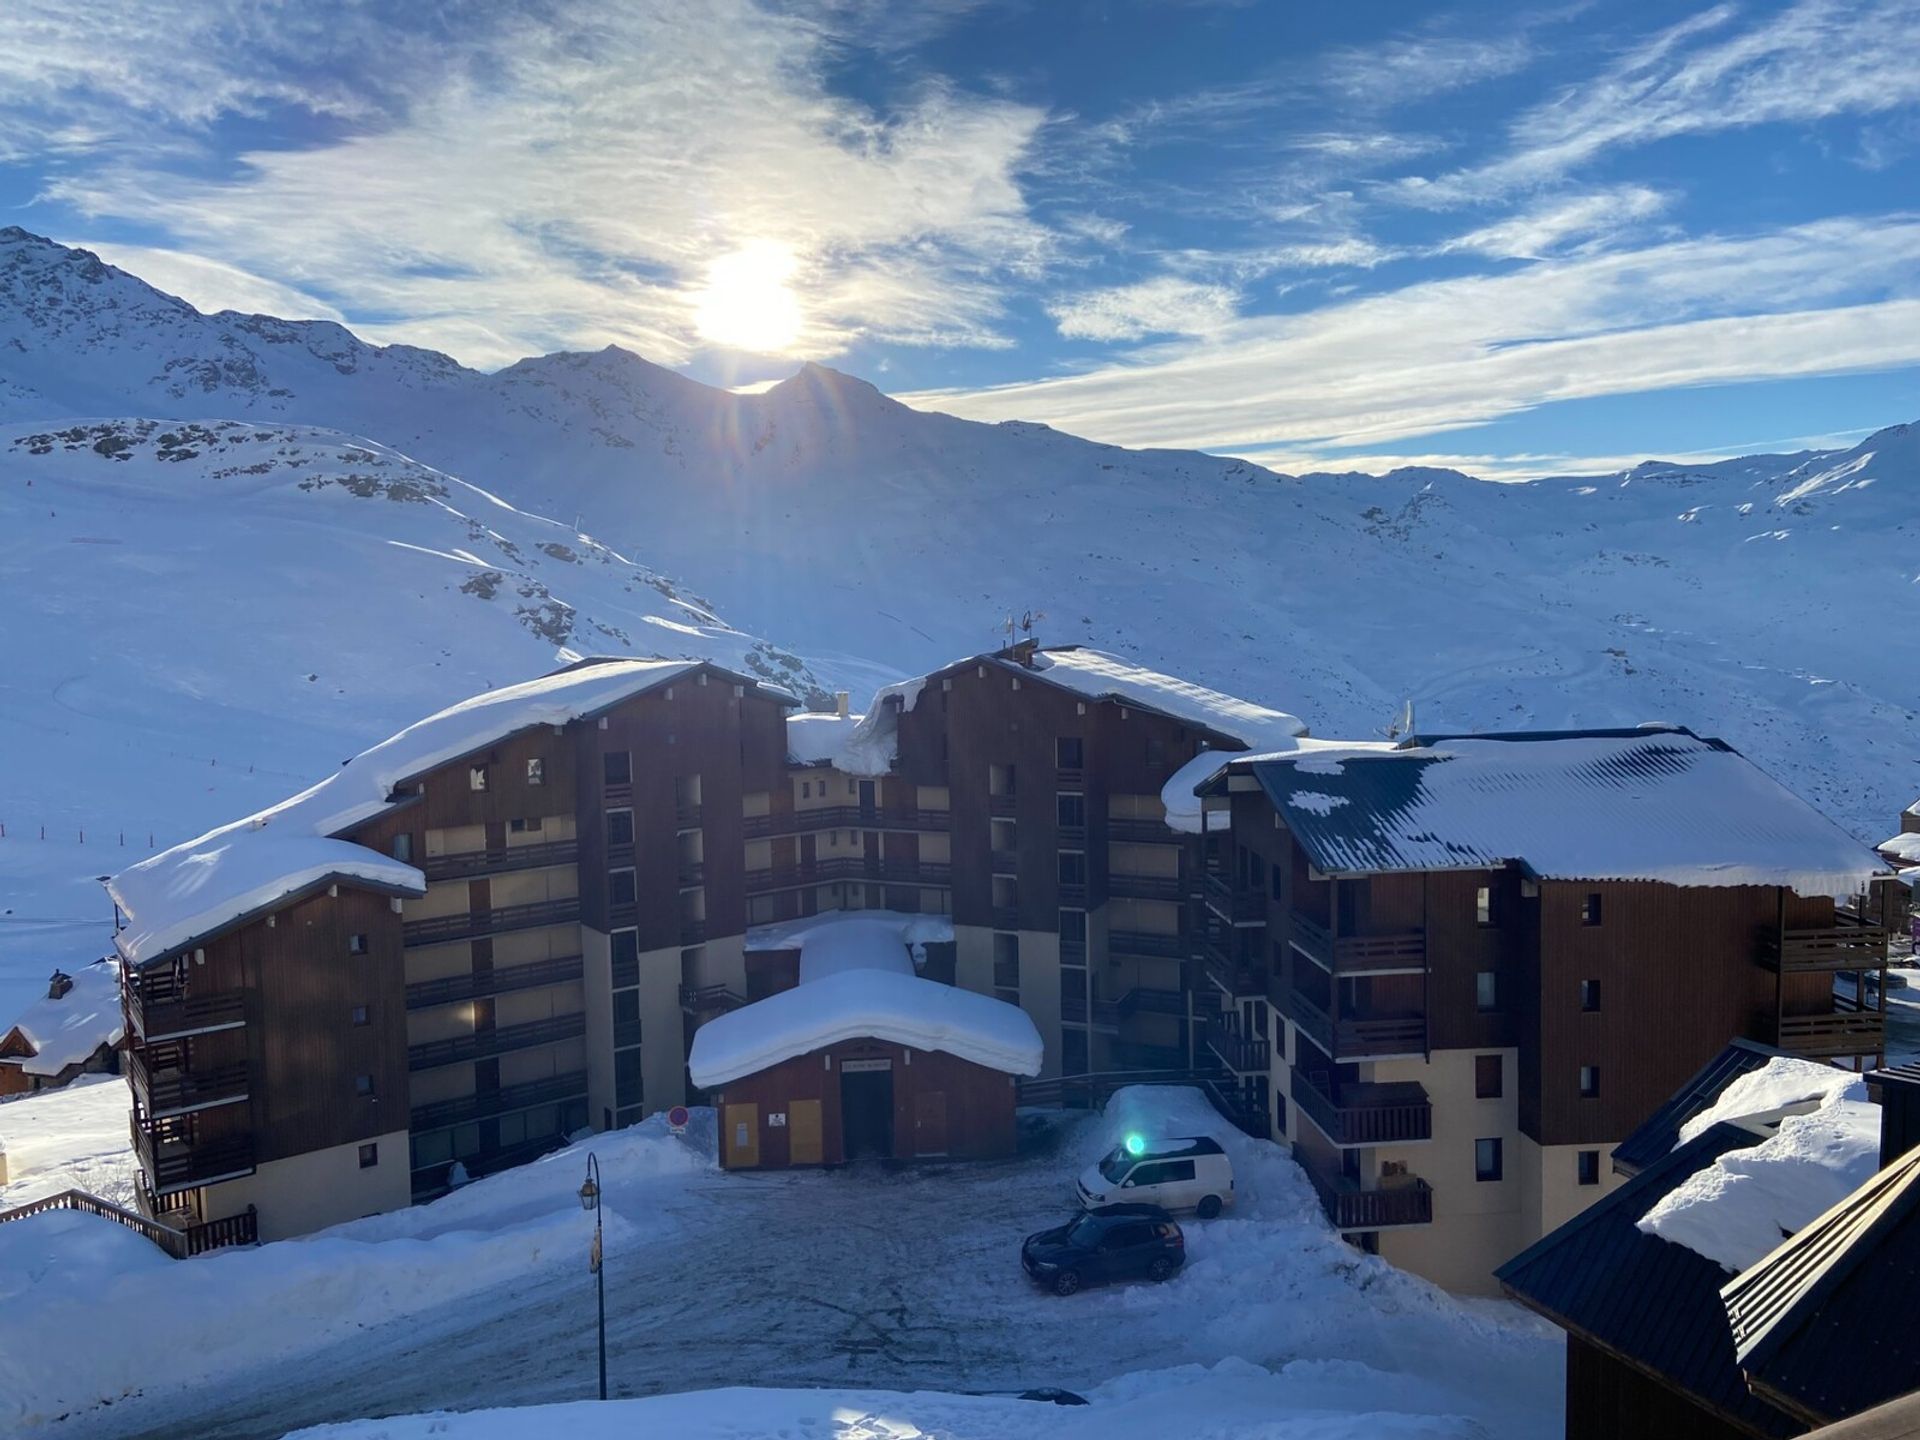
[1384,699,1416,741]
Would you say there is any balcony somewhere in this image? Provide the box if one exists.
[1204,871,1266,925]
[409,1070,589,1133]
[129,1113,255,1196]
[680,918,708,946]
[407,1011,587,1071]
[675,802,703,829]
[1116,986,1187,1018]
[1292,1068,1432,1147]
[745,858,952,896]
[1273,984,1425,1062]
[1058,881,1087,907]
[741,807,951,839]
[1056,766,1085,790]
[1305,1165,1434,1231]
[988,793,1018,817]
[1107,817,1180,844]
[1775,1007,1885,1060]
[404,953,584,1010]
[123,967,246,1043]
[603,780,633,807]
[1198,931,1263,995]
[125,1048,249,1119]
[991,906,1021,931]
[1759,912,1890,973]
[1289,914,1427,975]
[1205,1016,1270,1074]
[990,850,1021,876]
[420,839,578,883]
[403,898,580,947]
[678,862,705,888]
[1109,929,1187,960]
[1108,871,1184,901]
[680,983,746,1015]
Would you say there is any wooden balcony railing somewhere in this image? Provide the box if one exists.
[675,803,703,828]
[1117,986,1187,1018]
[0,1188,255,1258]
[1759,915,1890,973]
[991,906,1021,931]
[420,839,578,882]
[1108,871,1184,900]
[410,1069,590,1133]
[680,983,746,1014]
[123,967,246,1043]
[1292,1069,1433,1147]
[407,1011,587,1071]
[680,918,708,946]
[1274,984,1426,1062]
[990,850,1021,876]
[129,1116,256,1195]
[1775,1008,1885,1059]
[126,1049,249,1118]
[404,953,584,1010]
[1204,871,1265,924]
[603,781,633,807]
[1306,1166,1434,1231]
[1058,881,1087,907]
[1290,914,1427,975]
[745,858,952,895]
[989,793,1018,816]
[402,897,580,947]
[1199,931,1264,995]
[1107,817,1180,844]
[1205,1016,1270,1074]
[1056,767,1085,790]
[742,806,951,838]
[1109,929,1187,960]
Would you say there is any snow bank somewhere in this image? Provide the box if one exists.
[689,966,1043,1088]
[1255,731,1887,894]
[1638,1061,1882,1272]
[108,659,707,965]
[3,958,123,1075]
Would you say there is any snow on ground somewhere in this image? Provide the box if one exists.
[4,1087,1561,1440]
[0,1074,139,1209]
[1638,1060,1882,1272]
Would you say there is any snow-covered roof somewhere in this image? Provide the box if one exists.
[1637,1058,1880,1273]
[1237,728,1889,894]
[1025,648,1306,747]
[784,710,890,773]
[1,961,124,1077]
[108,658,717,966]
[1878,831,1920,866]
[689,913,1039,1088]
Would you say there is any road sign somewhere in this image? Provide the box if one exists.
[666,1105,690,1135]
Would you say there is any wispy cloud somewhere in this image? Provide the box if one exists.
[904,216,1920,452]
[19,1,1052,367]
[1438,185,1670,259]
[1049,276,1240,341]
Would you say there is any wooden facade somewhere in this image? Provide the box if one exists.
[711,1038,1019,1169]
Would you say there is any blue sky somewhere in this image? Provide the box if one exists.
[1,0,1916,475]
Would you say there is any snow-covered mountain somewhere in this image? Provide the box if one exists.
[0,225,1914,1015]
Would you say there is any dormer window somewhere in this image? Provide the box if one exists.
[469,765,488,793]
[526,758,544,786]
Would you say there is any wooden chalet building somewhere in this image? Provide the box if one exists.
[0,960,125,1096]
[1191,726,1896,1293]
[105,645,1297,1239]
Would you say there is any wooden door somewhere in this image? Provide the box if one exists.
[789,1098,823,1165]
[913,1089,949,1157]
[724,1103,759,1168]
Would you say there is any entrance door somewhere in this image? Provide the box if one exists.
[913,1090,949,1157]
[840,1068,894,1159]
[724,1103,760,1168]
[789,1098,824,1165]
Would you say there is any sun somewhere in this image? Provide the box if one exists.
[692,241,803,354]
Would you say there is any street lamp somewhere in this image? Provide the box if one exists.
[578,1152,606,1401]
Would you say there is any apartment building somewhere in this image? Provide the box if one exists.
[107,644,1301,1239]
[1191,727,1897,1293]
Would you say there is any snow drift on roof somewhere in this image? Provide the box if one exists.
[690,913,1036,1087]
[109,658,706,965]
[1638,1059,1881,1272]
[1879,832,1920,865]
[784,710,896,775]
[743,910,954,960]
[1247,730,1886,894]
[3,961,124,1077]
[1162,737,1395,835]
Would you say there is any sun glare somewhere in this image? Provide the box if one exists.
[693,241,803,354]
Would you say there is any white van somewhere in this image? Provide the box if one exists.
[1076,1136,1234,1218]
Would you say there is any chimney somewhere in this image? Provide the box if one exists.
[835,691,850,719]
[1869,1064,1920,1167]
[1010,638,1039,667]
[46,969,72,1001]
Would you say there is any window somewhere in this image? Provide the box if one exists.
[525,757,544,786]
[1577,1150,1601,1187]
[611,929,639,988]
[609,868,637,908]
[350,1004,369,1027]
[1579,1065,1601,1098]
[1581,892,1603,926]
[1271,863,1283,902]
[354,1074,375,1097]
[1145,737,1165,767]
[348,933,368,956]
[1056,736,1084,770]
[1580,979,1601,1012]
[1475,1138,1503,1182]
[606,809,635,848]
[801,781,811,799]
[358,1142,379,1169]
[509,815,544,834]
[1059,909,1087,945]
[1476,886,1494,926]
[603,750,631,787]
[1056,792,1086,829]
[848,779,857,797]
[1058,851,1087,887]
[1475,970,1499,1012]
[1475,1054,1503,1099]
[1273,1095,1287,1136]
[469,765,488,792]
[391,832,413,863]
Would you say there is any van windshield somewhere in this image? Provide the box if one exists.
[1098,1148,1137,1184]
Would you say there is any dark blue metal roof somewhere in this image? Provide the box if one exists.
[1498,1123,1801,1439]
[1724,1146,1920,1428]
[1614,1038,1798,1176]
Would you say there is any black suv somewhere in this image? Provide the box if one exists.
[1020,1204,1185,1296]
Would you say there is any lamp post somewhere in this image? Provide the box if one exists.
[578,1152,606,1400]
